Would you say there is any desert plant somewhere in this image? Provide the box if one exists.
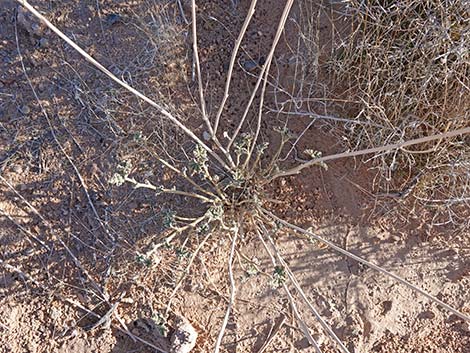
[326,0,470,228]
[11,0,470,352]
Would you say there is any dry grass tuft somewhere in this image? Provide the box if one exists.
[329,0,470,228]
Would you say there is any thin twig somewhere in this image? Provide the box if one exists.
[271,126,470,180]
[0,203,50,251]
[0,174,108,300]
[256,227,322,352]
[213,225,239,353]
[256,314,287,353]
[0,259,167,352]
[190,0,210,134]
[226,0,295,151]
[165,231,213,315]
[14,14,116,244]
[261,224,350,353]
[213,0,257,134]
[244,0,295,167]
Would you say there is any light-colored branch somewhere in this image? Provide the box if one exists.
[0,174,108,300]
[226,0,295,151]
[16,0,229,171]
[14,14,117,244]
[155,156,218,199]
[244,0,295,168]
[213,226,239,353]
[262,225,350,353]
[165,231,213,315]
[0,259,168,352]
[0,206,50,251]
[213,0,257,134]
[190,0,209,133]
[256,227,322,352]
[190,1,235,168]
[262,208,470,322]
[124,176,213,203]
[271,126,470,180]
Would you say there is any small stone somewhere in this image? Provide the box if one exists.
[12,164,23,174]
[19,105,30,115]
[170,315,198,353]
[202,131,211,141]
[30,56,39,67]
[38,38,49,48]
[105,13,122,26]
[23,248,34,256]
[419,310,435,320]
[31,23,41,35]
[121,297,134,304]
[242,57,266,71]
[38,82,46,92]
[381,300,393,315]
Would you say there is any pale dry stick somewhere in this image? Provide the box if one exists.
[190,0,209,135]
[14,18,116,244]
[16,0,229,171]
[155,156,219,199]
[124,176,214,203]
[263,208,470,322]
[0,206,50,251]
[266,108,384,128]
[176,0,189,25]
[262,225,350,353]
[279,117,316,162]
[0,259,167,352]
[256,314,287,353]
[226,0,295,151]
[190,0,235,168]
[256,228,322,352]
[209,14,300,108]
[271,126,470,180]
[213,225,239,353]
[213,0,258,135]
[165,231,213,315]
[146,215,208,256]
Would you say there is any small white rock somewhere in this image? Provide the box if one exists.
[170,315,198,353]
[202,131,211,141]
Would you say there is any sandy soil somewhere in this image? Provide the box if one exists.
[1,1,469,352]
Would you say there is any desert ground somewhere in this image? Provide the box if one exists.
[1,1,469,352]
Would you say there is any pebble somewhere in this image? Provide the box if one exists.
[105,13,122,26]
[23,248,34,256]
[202,131,211,141]
[38,38,49,48]
[121,297,134,304]
[12,164,23,174]
[242,57,266,71]
[31,23,42,36]
[170,315,198,353]
[19,105,30,115]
